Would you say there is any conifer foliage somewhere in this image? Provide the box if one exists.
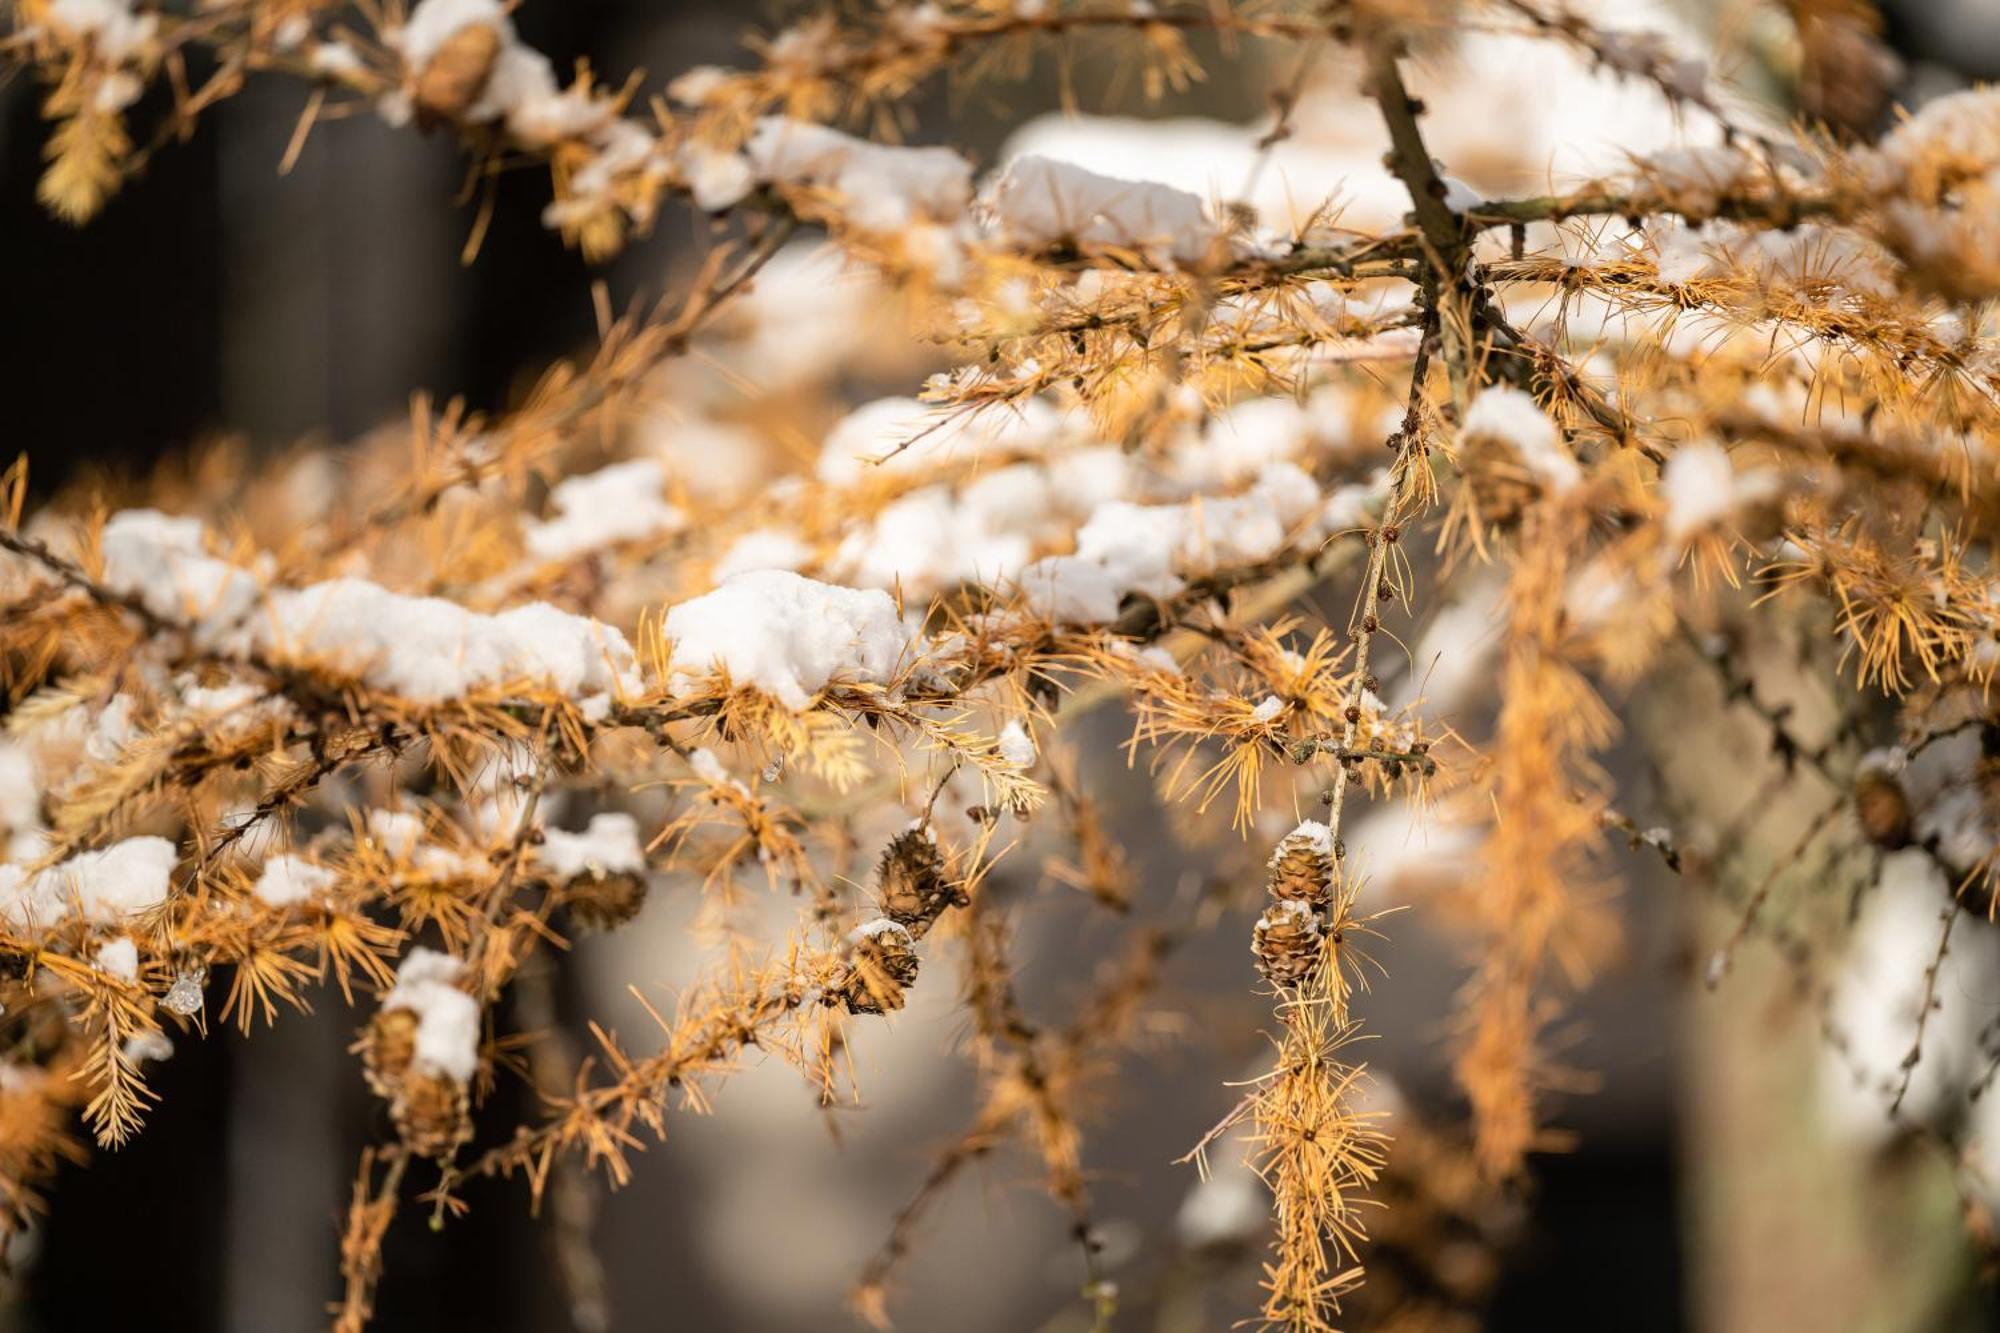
[1,0,1998,1327]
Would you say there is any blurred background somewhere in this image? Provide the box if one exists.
[5,1,2000,1330]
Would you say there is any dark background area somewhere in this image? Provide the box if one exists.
[4,2,1998,1329]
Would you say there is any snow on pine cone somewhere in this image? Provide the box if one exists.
[541,812,651,929]
[1456,386,1580,525]
[1457,433,1543,528]
[562,870,650,930]
[413,21,502,121]
[362,949,480,1158]
[835,918,921,1015]
[1267,820,1337,906]
[360,1005,475,1158]
[1252,899,1324,986]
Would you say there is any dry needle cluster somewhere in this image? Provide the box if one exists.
[0,0,1997,1328]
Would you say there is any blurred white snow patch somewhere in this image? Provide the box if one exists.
[0,835,176,931]
[999,112,1406,235]
[1396,575,1505,717]
[984,156,1223,265]
[524,458,683,563]
[997,720,1037,768]
[252,853,336,908]
[816,394,1062,486]
[637,418,768,502]
[1819,852,2000,1146]
[1343,802,1481,903]
[713,529,813,582]
[1000,1,1737,243]
[539,812,647,880]
[725,241,883,390]
[1660,440,1780,543]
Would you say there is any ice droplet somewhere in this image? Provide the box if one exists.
[162,967,207,1016]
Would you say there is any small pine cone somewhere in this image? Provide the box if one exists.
[413,22,502,122]
[16,999,69,1065]
[1460,436,1541,527]
[1252,900,1324,987]
[564,871,650,931]
[392,1071,472,1159]
[837,920,921,1016]
[1853,768,1912,850]
[360,1006,420,1098]
[876,829,958,935]
[1796,13,1901,141]
[1268,823,1335,906]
